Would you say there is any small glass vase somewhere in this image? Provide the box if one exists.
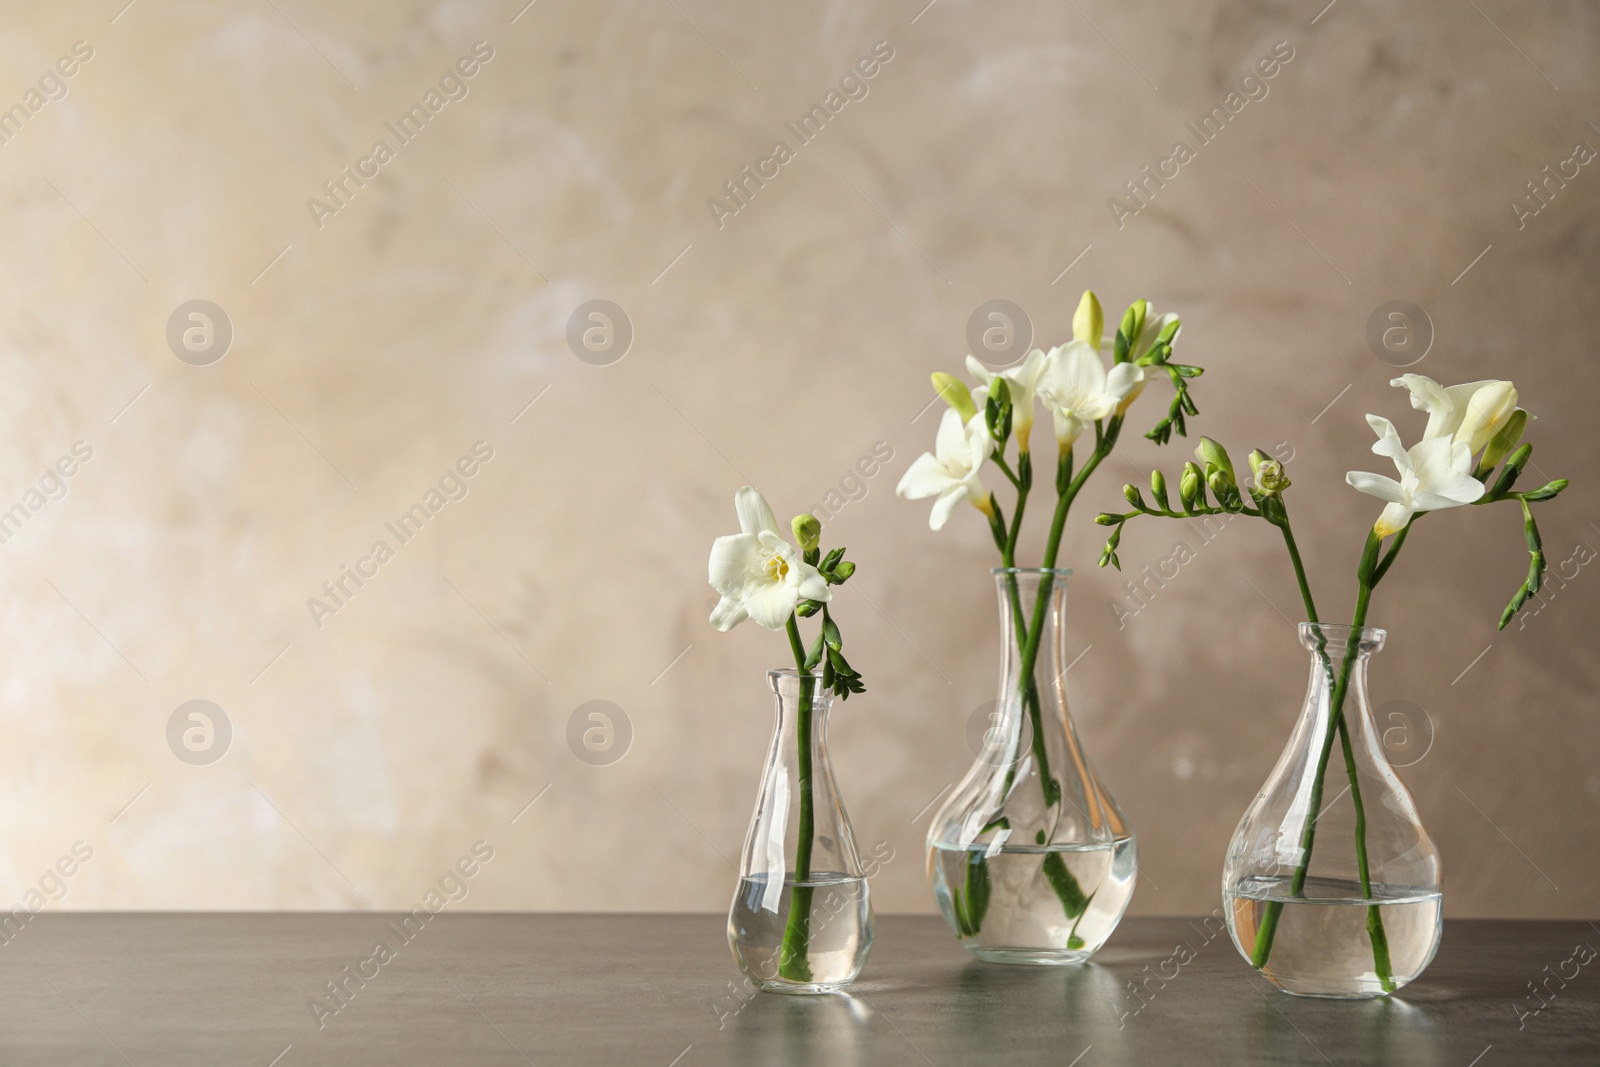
[1223,622,1442,998]
[926,568,1137,964]
[727,669,873,994]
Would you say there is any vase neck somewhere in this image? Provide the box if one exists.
[993,568,1071,671]
[768,670,833,742]
[1298,623,1385,742]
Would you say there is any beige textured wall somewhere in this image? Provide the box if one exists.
[0,0,1594,919]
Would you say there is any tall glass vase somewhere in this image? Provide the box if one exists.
[728,669,873,994]
[1223,623,1442,997]
[927,568,1137,964]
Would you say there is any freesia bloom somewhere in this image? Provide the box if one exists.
[1125,306,1180,362]
[896,407,993,530]
[1390,374,1519,456]
[708,487,831,631]
[1345,414,1486,538]
[1035,341,1145,449]
[966,348,1046,450]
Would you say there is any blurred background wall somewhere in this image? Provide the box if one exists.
[0,0,1594,917]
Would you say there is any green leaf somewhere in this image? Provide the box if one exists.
[1042,852,1089,918]
[965,852,992,933]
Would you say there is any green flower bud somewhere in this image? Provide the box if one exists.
[1073,290,1104,350]
[1480,408,1528,471]
[1247,449,1292,495]
[1149,469,1169,510]
[931,372,977,423]
[1123,484,1145,509]
[831,560,856,582]
[791,514,822,553]
[1179,461,1203,506]
[1124,300,1147,350]
[1195,437,1236,483]
[1208,469,1233,502]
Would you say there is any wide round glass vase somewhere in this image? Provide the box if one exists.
[926,568,1137,964]
[1223,622,1442,997]
[728,669,873,994]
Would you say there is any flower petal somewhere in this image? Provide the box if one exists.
[933,407,968,463]
[896,451,951,500]
[743,580,799,630]
[1365,414,1409,470]
[734,486,779,537]
[1053,409,1087,447]
[1345,470,1408,504]
[1374,501,1414,538]
[1455,381,1518,453]
[709,595,748,632]
[708,533,761,592]
[965,355,996,384]
[1106,362,1146,412]
[794,564,832,602]
[1056,341,1107,401]
[928,486,965,531]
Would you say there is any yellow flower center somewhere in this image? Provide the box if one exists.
[763,553,789,582]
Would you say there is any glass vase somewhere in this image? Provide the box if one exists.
[728,669,873,994]
[926,568,1137,964]
[1223,623,1442,997]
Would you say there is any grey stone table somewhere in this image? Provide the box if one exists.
[1,915,1595,1065]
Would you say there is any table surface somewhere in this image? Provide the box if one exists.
[1,914,1596,1065]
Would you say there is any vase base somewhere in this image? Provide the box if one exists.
[967,946,1094,966]
[1271,984,1397,1000]
[752,980,855,995]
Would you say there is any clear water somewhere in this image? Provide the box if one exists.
[727,872,872,993]
[1226,874,1442,997]
[929,837,1137,963]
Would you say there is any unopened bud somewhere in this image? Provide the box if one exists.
[931,372,977,423]
[791,514,822,553]
[1123,484,1144,509]
[1248,450,1291,495]
[1149,469,1168,509]
[1121,300,1147,354]
[1180,461,1203,505]
[1195,437,1236,483]
[1480,408,1528,471]
[1073,290,1104,350]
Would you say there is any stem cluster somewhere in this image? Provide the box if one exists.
[776,535,863,982]
[937,294,1203,938]
[1093,431,1569,989]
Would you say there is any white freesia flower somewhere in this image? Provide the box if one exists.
[708,487,831,631]
[896,407,993,530]
[1126,307,1180,362]
[965,348,1046,450]
[1035,341,1146,449]
[1390,374,1519,455]
[1345,414,1486,538]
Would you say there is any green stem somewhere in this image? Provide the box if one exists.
[1278,516,1319,623]
[778,615,816,982]
[1249,528,1396,991]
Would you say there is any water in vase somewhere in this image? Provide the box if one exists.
[1226,874,1443,997]
[728,872,872,993]
[929,836,1137,964]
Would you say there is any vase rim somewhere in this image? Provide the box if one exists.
[990,566,1073,577]
[767,668,826,680]
[1298,621,1387,649]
